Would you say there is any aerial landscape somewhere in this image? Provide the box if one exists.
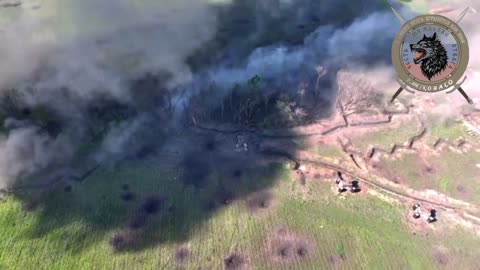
[0,0,479,269]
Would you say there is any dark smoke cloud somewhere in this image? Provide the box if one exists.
[0,0,217,187]
[207,12,399,91]
[0,0,407,188]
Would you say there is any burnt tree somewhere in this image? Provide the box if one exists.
[335,70,378,125]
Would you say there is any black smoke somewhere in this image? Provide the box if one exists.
[0,0,403,188]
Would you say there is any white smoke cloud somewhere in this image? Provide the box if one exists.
[0,0,217,100]
[94,116,148,164]
[0,0,217,188]
[3,0,477,189]
[0,0,398,189]
[0,127,74,189]
[207,11,399,91]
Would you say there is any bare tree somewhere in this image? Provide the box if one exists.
[335,70,378,125]
[314,65,328,97]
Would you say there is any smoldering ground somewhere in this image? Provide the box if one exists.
[0,0,418,252]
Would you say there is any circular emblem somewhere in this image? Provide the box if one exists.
[392,14,469,92]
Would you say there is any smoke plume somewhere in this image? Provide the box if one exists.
[0,0,217,188]
[2,0,477,188]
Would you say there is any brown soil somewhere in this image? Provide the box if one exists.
[296,246,309,258]
[128,214,147,230]
[274,242,293,260]
[109,231,135,252]
[174,246,192,265]
[23,201,40,212]
[424,165,436,175]
[456,185,468,195]
[266,227,315,263]
[299,172,306,185]
[404,208,433,233]
[328,254,337,265]
[432,247,451,268]
[246,191,274,213]
[308,167,337,182]
[140,195,165,215]
[219,192,234,206]
[370,162,401,184]
[204,189,235,211]
[224,253,248,270]
[372,157,429,187]
[110,233,128,252]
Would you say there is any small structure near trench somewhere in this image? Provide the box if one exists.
[235,135,248,152]
[335,172,361,194]
[427,209,437,223]
[412,204,421,219]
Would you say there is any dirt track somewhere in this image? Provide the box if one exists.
[257,145,480,232]
[191,119,480,228]
[190,97,480,232]
[8,97,480,233]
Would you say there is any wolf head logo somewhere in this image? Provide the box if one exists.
[410,33,448,81]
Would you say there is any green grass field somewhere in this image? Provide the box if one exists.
[375,149,480,204]
[424,116,469,145]
[313,145,344,160]
[350,121,420,153]
[1,159,479,270]
[1,1,479,268]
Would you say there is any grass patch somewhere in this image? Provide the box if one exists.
[1,157,480,269]
[336,242,346,257]
[351,120,419,152]
[438,176,451,194]
[314,146,343,159]
[435,150,480,203]
[377,149,480,204]
[262,185,432,270]
[425,117,468,145]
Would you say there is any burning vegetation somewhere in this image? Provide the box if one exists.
[185,76,332,129]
